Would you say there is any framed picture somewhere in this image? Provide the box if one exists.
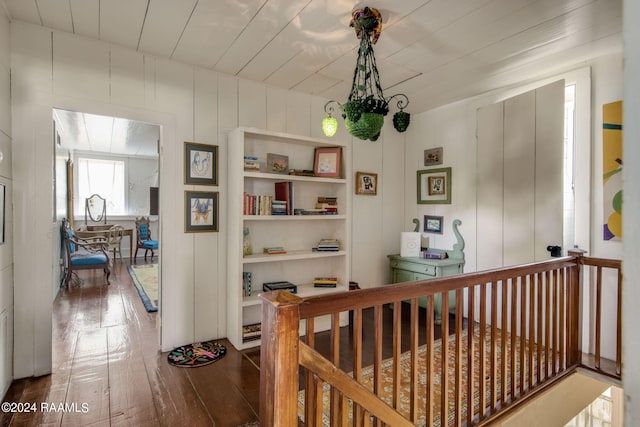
[424,147,443,166]
[266,153,289,174]
[314,147,342,178]
[417,167,451,204]
[424,215,443,234]
[355,172,378,195]
[184,142,218,185]
[185,191,219,232]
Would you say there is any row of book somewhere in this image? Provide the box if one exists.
[242,271,252,296]
[313,277,337,288]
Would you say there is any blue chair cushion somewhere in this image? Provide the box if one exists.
[143,240,159,249]
[70,251,108,266]
[139,223,149,239]
[66,230,75,252]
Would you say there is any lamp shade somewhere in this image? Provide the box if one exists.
[322,115,338,137]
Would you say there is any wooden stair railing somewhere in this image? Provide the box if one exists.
[259,252,622,427]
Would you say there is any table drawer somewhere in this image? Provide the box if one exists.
[390,260,437,277]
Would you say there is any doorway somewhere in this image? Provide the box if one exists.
[53,108,161,354]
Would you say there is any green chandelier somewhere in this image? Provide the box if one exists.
[323,7,410,141]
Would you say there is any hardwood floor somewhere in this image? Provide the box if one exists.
[1,260,454,427]
[1,260,261,427]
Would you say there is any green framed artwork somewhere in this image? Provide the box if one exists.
[417,167,451,204]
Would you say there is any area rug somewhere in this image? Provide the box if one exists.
[167,340,227,367]
[127,263,158,312]
[299,324,541,426]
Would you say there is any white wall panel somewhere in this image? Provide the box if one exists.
[476,102,504,271]
[216,74,237,338]
[53,32,109,102]
[155,58,195,349]
[286,91,311,137]
[193,68,221,341]
[11,23,52,95]
[534,80,565,260]
[503,91,535,266]
[266,86,287,133]
[0,10,9,73]
[239,79,267,129]
[143,55,157,110]
[0,67,10,137]
[99,0,148,51]
[110,46,146,108]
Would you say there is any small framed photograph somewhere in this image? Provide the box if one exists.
[266,153,289,174]
[424,147,443,166]
[185,191,219,232]
[424,215,443,234]
[184,142,218,185]
[314,147,342,178]
[355,172,378,195]
[417,167,451,204]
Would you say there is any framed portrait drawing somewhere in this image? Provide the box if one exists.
[184,142,218,185]
[417,167,451,204]
[266,153,289,174]
[424,147,443,166]
[424,215,443,234]
[314,147,342,178]
[355,172,378,195]
[185,191,219,232]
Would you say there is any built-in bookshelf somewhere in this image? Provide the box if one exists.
[227,128,351,350]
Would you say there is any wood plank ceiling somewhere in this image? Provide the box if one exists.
[3,0,623,148]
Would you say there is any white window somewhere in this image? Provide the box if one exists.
[77,157,126,215]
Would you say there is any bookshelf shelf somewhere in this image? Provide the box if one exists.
[227,127,351,350]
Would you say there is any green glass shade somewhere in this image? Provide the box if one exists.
[322,115,338,137]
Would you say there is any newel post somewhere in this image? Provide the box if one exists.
[567,248,587,366]
[259,290,303,427]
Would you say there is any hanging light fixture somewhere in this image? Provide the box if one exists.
[322,6,410,141]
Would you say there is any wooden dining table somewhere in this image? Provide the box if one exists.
[75,224,134,261]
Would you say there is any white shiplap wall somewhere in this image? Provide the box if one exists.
[9,21,404,379]
[0,8,13,398]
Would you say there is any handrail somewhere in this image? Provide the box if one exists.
[259,252,622,426]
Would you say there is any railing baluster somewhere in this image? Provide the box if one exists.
[519,275,527,397]
[331,312,343,424]
[490,281,498,413]
[353,307,363,426]
[536,272,543,384]
[392,301,402,411]
[455,289,463,426]
[528,273,535,391]
[441,291,450,425]
[595,266,603,370]
[501,279,508,405]
[466,285,476,425]
[551,269,558,377]
[479,283,487,420]
[426,295,434,427]
[373,304,383,427]
[510,277,518,402]
[545,270,552,379]
[559,268,566,372]
[410,298,419,423]
[306,317,316,426]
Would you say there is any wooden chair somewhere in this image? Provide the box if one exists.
[107,225,125,261]
[134,216,159,262]
[61,218,111,287]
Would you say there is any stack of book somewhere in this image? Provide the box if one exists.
[242,271,252,296]
[420,249,448,259]
[242,323,261,342]
[263,246,286,254]
[244,155,260,171]
[271,200,287,215]
[316,196,338,214]
[262,281,297,293]
[314,238,340,252]
[313,277,338,288]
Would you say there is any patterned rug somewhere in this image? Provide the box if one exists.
[167,340,227,367]
[127,263,158,312]
[299,324,538,426]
